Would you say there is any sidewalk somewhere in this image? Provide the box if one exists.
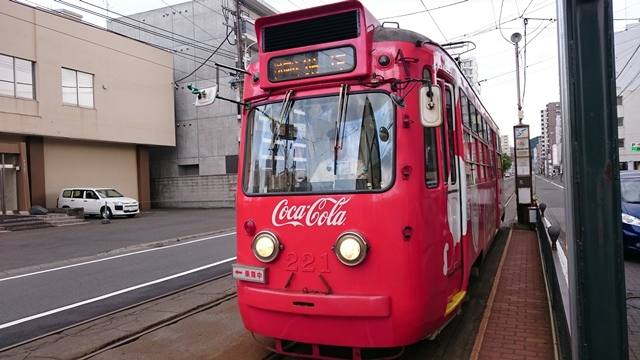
[471,225,557,360]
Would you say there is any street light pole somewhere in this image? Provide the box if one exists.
[514,36,522,124]
[510,32,533,224]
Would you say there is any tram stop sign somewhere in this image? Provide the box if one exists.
[513,124,533,224]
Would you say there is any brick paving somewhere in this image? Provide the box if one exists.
[626,255,640,359]
[474,228,556,360]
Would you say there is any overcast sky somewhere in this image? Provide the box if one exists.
[14,0,640,139]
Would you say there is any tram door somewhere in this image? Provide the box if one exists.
[441,82,463,277]
[0,154,18,214]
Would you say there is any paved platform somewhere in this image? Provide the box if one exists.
[471,225,557,360]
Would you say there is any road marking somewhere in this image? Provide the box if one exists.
[505,191,516,207]
[0,232,236,282]
[536,175,565,189]
[0,256,237,330]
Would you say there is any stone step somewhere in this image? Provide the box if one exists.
[0,213,86,231]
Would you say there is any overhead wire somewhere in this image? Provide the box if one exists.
[57,0,237,60]
[159,0,223,50]
[0,9,180,75]
[498,0,515,44]
[174,30,234,84]
[378,0,468,21]
[419,0,448,42]
[56,0,243,84]
[8,1,236,85]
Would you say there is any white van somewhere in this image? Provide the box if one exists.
[57,188,139,219]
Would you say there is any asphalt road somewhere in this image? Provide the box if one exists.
[0,208,235,273]
[0,208,237,349]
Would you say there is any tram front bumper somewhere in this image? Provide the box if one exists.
[237,285,391,317]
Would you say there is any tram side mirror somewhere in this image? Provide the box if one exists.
[419,85,442,127]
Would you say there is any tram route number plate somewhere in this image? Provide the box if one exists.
[232,264,268,284]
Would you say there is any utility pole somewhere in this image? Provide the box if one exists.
[235,0,244,99]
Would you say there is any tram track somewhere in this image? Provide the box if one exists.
[0,273,236,357]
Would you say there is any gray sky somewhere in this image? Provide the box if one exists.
[15,0,640,139]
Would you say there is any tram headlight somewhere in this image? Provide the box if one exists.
[334,232,368,266]
[252,231,281,262]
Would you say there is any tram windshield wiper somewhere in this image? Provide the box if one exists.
[333,84,349,176]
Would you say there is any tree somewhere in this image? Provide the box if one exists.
[502,154,512,172]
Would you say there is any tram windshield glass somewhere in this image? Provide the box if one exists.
[243,92,395,194]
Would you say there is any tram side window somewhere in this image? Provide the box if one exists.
[468,103,475,130]
[425,128,439,188]
[469,135,477,185]
[422,66,433,82]
[461,92,470,129]
[445,86,457,185]
[463,132,473,184]
[477,143,484,183]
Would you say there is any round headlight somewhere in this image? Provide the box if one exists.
[252,231,280,262]
[334,232,368,266]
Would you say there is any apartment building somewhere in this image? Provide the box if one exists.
[616,22,640,170]
[540,102,561,175]
[459,57,481,95]
[0,0,175,211]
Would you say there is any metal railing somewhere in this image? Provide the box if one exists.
[536,204,572,359]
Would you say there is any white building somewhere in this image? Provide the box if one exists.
[615,22,640,170]
[540,102,561,175]
[459,57,481,95]
[500,134,511,156]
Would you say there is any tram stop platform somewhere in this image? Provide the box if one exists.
[470,224,557,360]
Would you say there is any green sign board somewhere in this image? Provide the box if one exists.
[633,142,640,152]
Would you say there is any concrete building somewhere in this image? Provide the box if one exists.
[500,134,510,156]
[108,0,277,208]
[540,102,561,175]
[459,57,481,95]
[615,22,640,170]
[0,0,175,211]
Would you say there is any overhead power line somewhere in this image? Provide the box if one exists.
[378,0,468,21]
[60,0,236,59]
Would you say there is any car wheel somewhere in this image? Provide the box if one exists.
[126,214,136,218]
[101,206,113,219]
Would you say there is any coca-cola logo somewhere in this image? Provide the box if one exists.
[272,197,351,227]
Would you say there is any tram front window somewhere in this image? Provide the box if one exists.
[243,92,395,194]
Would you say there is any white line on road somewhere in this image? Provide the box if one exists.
[0,256,237,330]
[536,175,565,189]
[0,232,236,282]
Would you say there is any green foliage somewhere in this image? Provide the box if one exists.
[502,154,512,171]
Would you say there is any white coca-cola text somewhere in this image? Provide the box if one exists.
[271,197,350,227]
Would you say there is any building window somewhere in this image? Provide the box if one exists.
[618,117,624,126]
[0,54,34,99]
[619,138,625,148]
[617,96,623,105]
[62,68,94,107]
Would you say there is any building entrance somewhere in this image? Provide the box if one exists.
[0,154,18,214]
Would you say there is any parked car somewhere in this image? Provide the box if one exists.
[57,188,139,219]
[621,171,640,253]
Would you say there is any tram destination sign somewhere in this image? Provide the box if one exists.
[268,46,355,82]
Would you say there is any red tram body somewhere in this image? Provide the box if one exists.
[232,1,504,357]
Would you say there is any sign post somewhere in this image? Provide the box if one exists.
[514,124,533,224]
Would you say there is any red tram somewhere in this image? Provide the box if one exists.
[232,1,504,358]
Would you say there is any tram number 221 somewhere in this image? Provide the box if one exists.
[286,252,331,273]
